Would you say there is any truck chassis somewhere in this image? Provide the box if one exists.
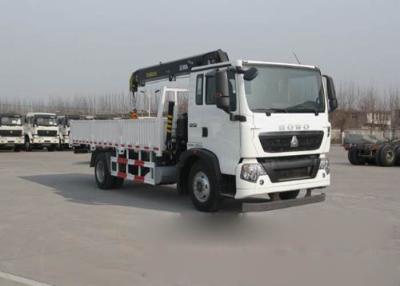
[345,141,400,166]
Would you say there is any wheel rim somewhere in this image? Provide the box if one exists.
[386,150,394,162]
[96,160,105,183]
[192,171,210,203]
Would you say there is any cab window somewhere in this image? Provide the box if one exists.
[205,71,236,110]
[195,75,203,105]
[205,76,216,105]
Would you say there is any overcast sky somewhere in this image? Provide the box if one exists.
[0,0,399,99]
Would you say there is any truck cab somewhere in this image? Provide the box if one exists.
[0,114,24,151]
[24,112,59,151]
[184,60,337,202]
[57,115,81,150]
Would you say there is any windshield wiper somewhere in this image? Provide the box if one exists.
[286,101,320,115]
[286,107,319,115]
[252,108,288,116]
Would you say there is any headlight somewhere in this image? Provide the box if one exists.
[240,163,266,183]
[319,158,330,174]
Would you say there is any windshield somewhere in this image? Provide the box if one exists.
[35,116,57,126]
[0,116,22,126]
[244,65,325,113]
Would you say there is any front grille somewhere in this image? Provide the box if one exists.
[0,130,22,137]
[259,131,324,153]
[258,155,320,183]
[37,130,57,137]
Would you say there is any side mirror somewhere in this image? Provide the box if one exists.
[215,70,230,113]
[323,75,338,112]
[243,67,258,81]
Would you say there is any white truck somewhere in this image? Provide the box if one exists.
[57,115,81,150]
[24,112,59,151]
[71,50,338,212]
[0,114,24,151]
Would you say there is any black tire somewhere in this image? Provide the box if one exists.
[48,145,56,152]
[25,137,32,152]
[377,144,395,167]
[188,161,221,212]
[365,158,376,165]
[58,140,64,151]
[348,147,365,165]
[395,145,400,166]
[14,146,21,152]
[114,177,125,188]
[95,153,116,189]
[94,153,124,189]
[278,190,300,200]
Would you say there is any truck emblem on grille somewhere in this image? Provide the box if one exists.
[290,136,299,148]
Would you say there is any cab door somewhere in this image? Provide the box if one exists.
[188,70,240,175]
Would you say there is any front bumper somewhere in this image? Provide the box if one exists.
[0,137,24,146]
[32,137,59,145]
[235,160,330,199]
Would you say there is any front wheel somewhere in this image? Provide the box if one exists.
[348,147,364,165]
[188,161,221,212]
[48,145,56,152]
[58,140,64,151]
[25,138,32,152]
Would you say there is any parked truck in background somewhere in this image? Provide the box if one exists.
[0,114,24,152]
[57,115,82,150]
[343,134,400,166]
[71,50,338,212]
[24,112,59,151]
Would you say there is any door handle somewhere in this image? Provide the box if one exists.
[189,123,197,128]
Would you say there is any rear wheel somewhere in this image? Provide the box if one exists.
[114,177,125,188]
[95,153,122,189]
[348,147,365,165]
[188,161,220,212]
[377,144,395,167]
[395,145,400,166]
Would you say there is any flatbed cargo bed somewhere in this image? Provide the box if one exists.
[70,118,167,155]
